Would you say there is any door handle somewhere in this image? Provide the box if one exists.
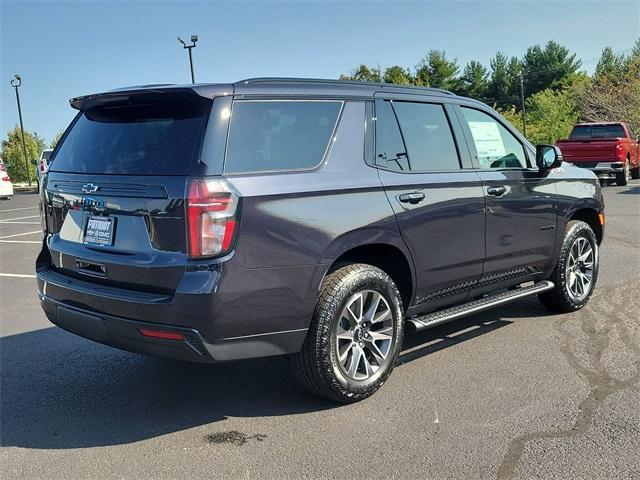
[398,192,426,204]
[487,186,507,197]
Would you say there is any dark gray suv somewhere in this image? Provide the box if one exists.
[37,78,604,402]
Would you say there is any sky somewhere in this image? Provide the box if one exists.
[1,0,639,144]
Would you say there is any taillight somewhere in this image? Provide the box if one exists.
[615,143,624,160]
[186,178,239,258]
[40,162,45,172]
[1,176,10,182]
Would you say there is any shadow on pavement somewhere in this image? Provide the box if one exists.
[617,186,640,195]
[0,298,550,450]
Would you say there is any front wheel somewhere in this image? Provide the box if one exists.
[539,220,599,312]
[292,264,404,403]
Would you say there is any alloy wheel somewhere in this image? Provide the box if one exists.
[335,290,394,381]
[565,237,595,301]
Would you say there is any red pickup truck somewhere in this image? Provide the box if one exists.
[556,122,640,186]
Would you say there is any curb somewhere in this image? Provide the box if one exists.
[14,186,38,193]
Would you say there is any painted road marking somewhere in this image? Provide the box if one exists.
[0,273,36,278]
[0,215,40,222]
[0,240,41,244]
[0,221,40,225]
[0,230,42,239]
[0,206,38,213]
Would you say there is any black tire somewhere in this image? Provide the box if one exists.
[539,220,599,313]
[616,162,629,186]
[631,166,640,180]
[292,263,404,403]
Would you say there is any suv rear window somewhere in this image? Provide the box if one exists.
[570,124,626,139]
[50,96,210,175]
[224,101,342,173]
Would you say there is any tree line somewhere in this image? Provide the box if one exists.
[340,39,640,144]
[2,40,639,183]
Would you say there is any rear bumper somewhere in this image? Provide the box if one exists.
[36,259,315,362]
[39,291,308,363]
[569,161,624,176]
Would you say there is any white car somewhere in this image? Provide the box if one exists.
[0,158,14,199]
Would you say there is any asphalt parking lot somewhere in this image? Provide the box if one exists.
[1,182,639,480]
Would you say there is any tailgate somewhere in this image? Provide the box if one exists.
[40,89,213,294]
[43,173,188,293]
[557,140,618,162]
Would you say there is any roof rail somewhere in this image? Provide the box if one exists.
[238,77,455,96]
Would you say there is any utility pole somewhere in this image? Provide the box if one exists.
[177,35,198,83]
[519,74,527,138]
[10,74,31,186]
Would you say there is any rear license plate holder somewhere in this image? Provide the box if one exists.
[84,215,115,246]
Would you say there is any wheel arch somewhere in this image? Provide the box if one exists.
[318,230,416,310]
[569,207,603,244]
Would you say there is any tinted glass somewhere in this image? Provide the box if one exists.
[461,107,527,169]
[225,101,341,173]
[570,124,626,139]
[392,102,460,171]
[375,101,409,172]
[50,97,209,175]
[41,151,52,160]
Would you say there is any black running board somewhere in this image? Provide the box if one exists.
[407,280,555,332]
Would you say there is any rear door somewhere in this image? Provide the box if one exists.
[41,90,213,293]
[456,105,558,291]
[373,97,486,312]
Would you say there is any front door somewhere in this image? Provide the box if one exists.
[456,105,558,292]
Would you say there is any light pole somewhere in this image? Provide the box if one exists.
[177,35,198,83]
[10,74,31,186]
[518,74,527,138]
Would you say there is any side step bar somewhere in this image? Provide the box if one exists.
[407,280,555,332]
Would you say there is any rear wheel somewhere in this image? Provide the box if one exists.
[292,264,404,403]
[539,220,598,312]
[616,162,630,186]
[631,165,640,180]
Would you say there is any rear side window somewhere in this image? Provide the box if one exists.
[50,95,210,175]
[224,101,342,173]
[570,124,626,139]
[392,102,460,171]
[375,101,409,171]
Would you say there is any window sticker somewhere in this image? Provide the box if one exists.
[468,121,506,158]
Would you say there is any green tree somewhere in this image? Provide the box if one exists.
[458,60,488,99]
[521,41,582,95]
[525,89,578,144]
[487,52,517,106]
[415,50,459,90]
[595,47,626,78]
[339,64,382,83]
[383,66,413,85]
[1,127,45,183]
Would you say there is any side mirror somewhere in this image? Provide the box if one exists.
[30,159,38,166]
[536,145,563,171]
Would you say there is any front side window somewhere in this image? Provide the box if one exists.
[392,102,460,171]
[224,101,342,173]
[461,107,528,169]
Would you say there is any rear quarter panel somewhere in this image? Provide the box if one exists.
[213,101,411,338]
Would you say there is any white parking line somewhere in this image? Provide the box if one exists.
[0,273,36,278]
[0,239,41,244]
[0,230,42,239]
[0,206,38,213]
[0,215,40,222]
[0,221,40,225]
